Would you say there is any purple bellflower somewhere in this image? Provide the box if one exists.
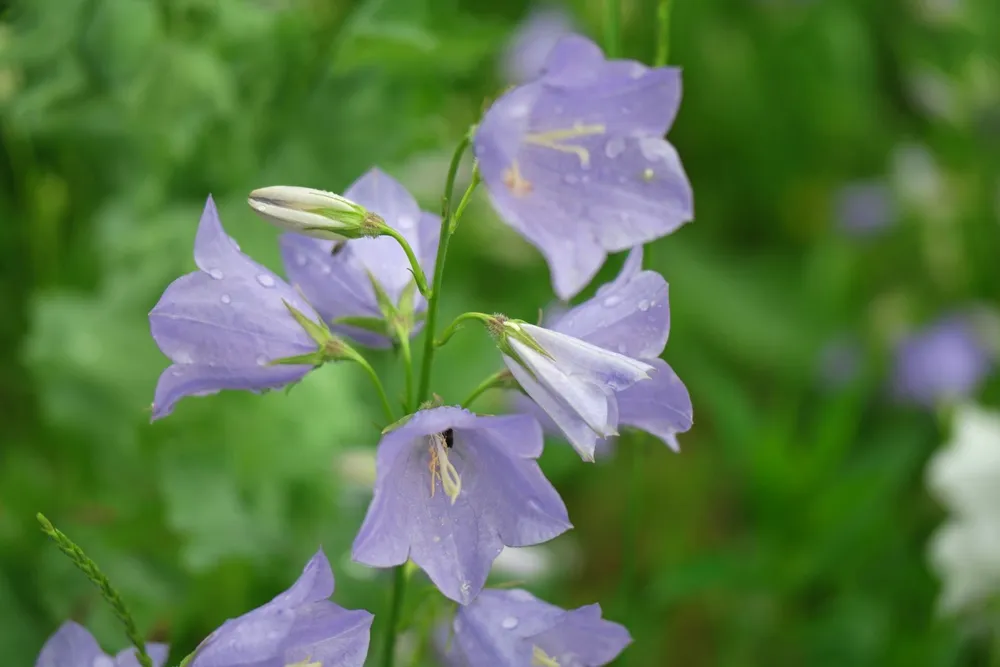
[352,407,571,604]
[440,588,631,667]
[35,621,168,667]
[475,34,693,299]
[280,168,440,348]
[500,6,575,84]
[498,247,690,460]
[892,314,994,407]
[149,196,330,420]
[187,549,372,667]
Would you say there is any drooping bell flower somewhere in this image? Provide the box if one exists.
[440,588,631,667]
[35,621,168,667]
[352,407,570,604]
[279,168,440,348]
[186,549,372,667]
[475,34,693,299]
[149,196,336,419]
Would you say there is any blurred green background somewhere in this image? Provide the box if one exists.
[2,0,1000,665]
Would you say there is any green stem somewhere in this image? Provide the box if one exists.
[36,514,154,667]
[398,333,414,413]
[380,225,431,298]
[449,167,482,233]
[654,0,673,67]
[416,134,475,404]
[605,0,621,58]
[435,311,493,348]
[380,564,408,667]
[351,355,395,424]
[461,370,510,409]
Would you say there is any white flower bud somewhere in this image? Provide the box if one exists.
[248,186,375,240]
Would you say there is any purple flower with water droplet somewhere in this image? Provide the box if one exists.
[503,247,691,460]
[834,181,895,238]
[500,6,575,84]
[187,549,372,667]
[440,588,630,667]
[149,196,325,419]
[280,168,440,348]
[892,314,993,407]
[352,407,570,604]
[35,621,168,667]
[475,34,693,299]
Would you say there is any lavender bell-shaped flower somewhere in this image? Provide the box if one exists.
[440,588,631,667]
[475,34,693,299]
[892,313,993,407]
[187,549,372,667]
[352,407,571,604]
[279,168,440,348]
[149,196,334,419]
[494,249,686,461]
[500,6,575,84]
[35,621,169,667]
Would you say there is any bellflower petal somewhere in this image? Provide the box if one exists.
[500,7,575,84]
[442,589,631,667]
[188,549,372,667]
[148,196,321,419]
[613,359,692,452]
[476,34,691,298]
[352,407,571,604]
[35,621,169,667]
[892,313,993,407]
[281,168,440,347]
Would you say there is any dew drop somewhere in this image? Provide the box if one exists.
[294,253,307,267]
[174,350,194,364]
[629,63,645,79]
[256,354,270,366]
[257,273,276,288]
[433,535,441,543]
[208,268,224,280]
[563,173,579,185]
[501,616,519,630]
[320,264,331,275]
[602,295,623,307]
[638,300,650,312]
[604,137,626,159]
[508,589,533,601]
[220,294,231,304]
[510,102,530,118]
[617,343,628,354]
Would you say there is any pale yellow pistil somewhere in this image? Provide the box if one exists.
[428,433,462,504]
[532,646,561,667]
[522,122,606,168]
[285,657,322,667]
[502,161,534,197]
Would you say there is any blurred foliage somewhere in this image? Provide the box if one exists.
[1,0,1000,665]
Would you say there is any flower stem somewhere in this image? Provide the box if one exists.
[380,225,431,298]
[605,0,621,58]
[36,513,155,667]
[461,370,511,409]
[435,311,493,348]
[416,133,476,404]
[380,563,408,667]
[351,354,395,423]
[654,0,673,67]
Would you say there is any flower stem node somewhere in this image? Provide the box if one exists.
[249,186,381,241]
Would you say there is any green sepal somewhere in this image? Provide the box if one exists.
[335,315,392,337]
[269,352,324,366]
[283,300,332,346]
[381,412,416,434]
[367,270,398,318]
[397,278,419,317]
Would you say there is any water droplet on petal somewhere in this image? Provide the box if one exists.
[256,354,270,366]
[617,343,628,353]
[433,535,441,543]
[294,253,307,267]
[510,102,530,118]
[208,268,224,280]
[603,295,623,307]
[563,173,579,185]
[174,350,194,364]
[629,63,645,79]
[508,589,533,601]
[320,264,331,275]
[604,137,626,159]
[502,616,519,630]
[220,294,231,304]
[257,273,276,287]
[638,300,650,311]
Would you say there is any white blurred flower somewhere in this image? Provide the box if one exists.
[335,447,377,489]
[927,404,1000,613]
[492,545,556,581]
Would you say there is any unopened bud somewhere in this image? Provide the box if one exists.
[248,186,379,240]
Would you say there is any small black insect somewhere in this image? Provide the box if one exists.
[443,428,454,449]
[330,242,346,257]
